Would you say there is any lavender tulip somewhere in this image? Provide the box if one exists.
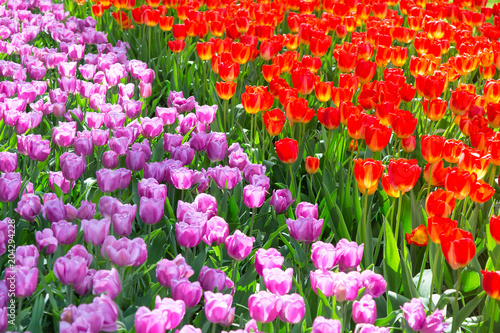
[134,307,166,333]
[35,228,58,254]
[5,266,38,297]
[77,200,96,220]
[139,197,164,225]
[421,309,450,333]
[270,189,294,214]
[15,193,41,222]
[43,197,67,223]
[74,269,96,296]
[176,222,205,248]
[207,166,242,190]
[96,169,121,193]
[312,317,341,333]
[0,172,21,202]
[155,296,186,329]
[81,218,111,246]
[225,230,255,261]
[359,270,387,298]
[243,185,266,208]
[198,266,227,292]
[0,152,17,172]
[51,220,78,245]
[141,117,164,138]
[54,255,88,285]
[296,202,318,219]
[171,279,203,308]
[286,216,324,244]
[401,298,426,331]
[156,107,177,125]
[15,245,39,268]
[102,236,147,266]
[171,167,194,190]
[60,152,87,181]
[93,268,121,299]
[203,216,229,245]
[156,255,194,288]
[204,291,233,324]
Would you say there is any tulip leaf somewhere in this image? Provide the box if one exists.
[461,269,480,293]
[452,291,486,332]
[374,310,400,327]
[27,294,44,333]
[384,219,401,294]
[321,183,351,241]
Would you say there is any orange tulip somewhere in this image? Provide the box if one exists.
[425,189,456,218]
[305,156,320,175]
[263,109,286,136]
[216,81,237,100]
[354,158,384,195]
[427,216,458,244]
[405,225,429,247]
[315,82,332,103]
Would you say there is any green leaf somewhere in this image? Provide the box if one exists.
[384,219,401,293]
[452,291,486,332]
[461,269,480,293]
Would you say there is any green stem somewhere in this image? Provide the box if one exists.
[212,323,216,333]
[394,194,404,245]
[289,163,296,199]
[427,162,433,198]
[416,244,429,293]
[147,224,152,245]
[16,297,23,330]
[430,248,440,310]
[362,192,372,267]
[224,99,229,134]
[250,208,256,236]
[452,268,463,327]
[232,260,238,285]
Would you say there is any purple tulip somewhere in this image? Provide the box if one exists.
[176,222,205,248]
[122,99,143,119]
[51,220,78,245]
[105,63,126,86]
[355,324,390,333]
[263,267,293,295]
[171,167,194,190]
[134,307,166,333]
[312,317,341,333]
[139,197,164,225]
[0,172,21,202]
[421,309,450,333]
[60,152,87,181]
[99,196,119,219]
[155,296,186,329]
[15,245,39,268]
[296,202,318,219]
[28,138,51,161]
[66,203,78,222]
[35,228,58,254]
[0,307,6,332]
[311,241,339,271]
[138,178,167,201]
[279,293,305,324]
[48,171,72,194]
[243,184,266,208]
[225,230,255,261]
[54,255,88,285]
[52,121,76,147]
[77,200,96,220]
[207,166,242,190]
[401,298,426,331]
[80,64,97,80]
[203,216,229,245]
[353,295,377,324]
[170,94,196,113]
[359,270,387,298]
[96,169,122,193]
[91,129,110,147]
[228,149,250,172]
[195,104,217,124]
[110,203,136,237]
[156,107,177,125]
[206,132,228,162]
[254,248,284,276]
[248,291,282,323]
[117,168,132,190]
[15,193,41,222]
[102,150,119,169]
[102,236,147,266]
[176,325,202,333]
[336,239,364,271]
[171,279,203,308]
[243,164,266,182]
[81,218,111,246]
[172,144,195,166]
[126,148,146,171]
[177,113,198,135]
[93,268,121,299]
[119,83,135,98]
[310,270,335,297]
[204,291,233,324]
[66,245,93,268]
[103,111,126,129]
[156,255,194,288]
[286,216,324,244]
[141,117,164,138]
[193,193,218,217]
[42,197,67,223]
[0,152,17,172]
[332,272,360,302]
[198,266,227,292]
[249,174,270,192]
[193,169,210,193]
[74,133,93,157]
[73,269,96,296]
[270,189,294,214]
[5,266,38,298]
[163,133,183,153]
[189,132,209,152]
[92,294,119,332]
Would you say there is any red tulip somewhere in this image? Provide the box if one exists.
[364,122,391,152]
[354,159,384,195]
[445,167,477,200]
[481,270,500,300]
[469,180,495,203]
[427,216,458,244]
[421,135,445,164]
[489,215,500,245]
[317,107,340,130]
[275,139,299,164]
[425,189,455,218]
[305,157,319,175]
[355,60,377,85]
[387,159,421,193]
[263,109,286,136]
[440,228,476,270]
[405,225,428,247]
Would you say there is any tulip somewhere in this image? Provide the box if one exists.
[421,135,445,164]
[81,218,111,246]
[425,190,455,218]
[354,159,384,195]
[422,98,447,121]
[275,138,299,164]
[440,228,476,270]
[139,197,164,225]
[481,270,500,300]
[156,255,194,288]
[364,123,392,152]
[204,291,233,324]
[198,266,227,292]
[444,167,477,200]
[177,325,202,333]
[207,166,242,190]
[96,169,122,193]
[254,248,285,277]
[60,152,87,181]
[53,256,88,285]
[387,159,421,193]
[77,200,96,220]
[458,148,490,180]
[15,193,41,222]
[153,296,186,329]
[51,220,78,245]
[35,229,58,254]
[352,295,377,324]
[15,245,39,268]
[134,307,166,333]
[225,230,255,261]
[305,156,320,175]
[286,215,323,244]
[470,180,495,203]
[336,239,364,271]
[279,293,305,324]
[270,189,295,214]
[296,202,318,219]
[43,197,67,223]
[176,222,205,248]
[310,270,335,296]
[171,279,203,308]
[311,241,338,270]
[243,185,266,209]
[93,268,121,299]
[263,108,287,136]
[401,298,426,331]
[359,270,387,298]
[248,291,282,323]
[170,167,194,190]
[0,172,21,202]
[405,225,429,247]
[311,316,342,333]
[416,72,447,100]
[389,110,418,139]
[203,216,229,246]
[93,294,119,331]
[206,132,228,162]
[0,152,17,172]
[263,267,293,295]
[102,236,147,266]
[5,266,38,298]
[332,272,360,301]
[317,107,340,130]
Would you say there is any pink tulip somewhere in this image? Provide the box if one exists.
[5,266,38,297]
[204,291,233,324]
[171,279,203,308]
[155,296,186,329]
[248,291,282,323]
[254,248,284,276]
[156,254,194,288]
[81,218,111,245]
[93,268,121,299]
[279,293,305,324]
[225,230,255,261]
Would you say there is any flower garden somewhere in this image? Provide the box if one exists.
[1,0,500,332]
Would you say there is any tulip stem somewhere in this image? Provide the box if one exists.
[362,192,371,268]
[250,114,254,152]
[427,163,433,198]
[289,163,295,199]
[16,297,22,330]
[232,260,238,285]
[147,224,152,245]
[212,323,216,333]
[489,165,497,188]
[452,268,463,327]
[67,284,73,305]
[394,194,403,246]
[429,246,441,310]
[224,99,229,134]
[250,208,256,236]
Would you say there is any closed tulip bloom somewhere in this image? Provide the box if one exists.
[312,316,341,333]
[355,324,389,333]
[60,152,87,181]
[440,228,476,270]
[96,169,121,193]
[401,298,426,331]
[254,248,285,276]
[270,189,295,214]
[74,135,93,157]
[317,107,341,130]
[35,228,58,254]
[405,225,429,247]
[81,218,111,246]
[481,270,500,300]
[15,193,41,222]
[263,267,293,295]
[352,295,377,324]
[52,122,76,147]
[15,245,39,268]
[134,307,166,333]
[401,136,416,153]
[421,135,445,164]
[0,152,17,172]
[93,268,121,299]
[53,255,88,285]
[422,98,447,121]
[490,215,500,245]
[315,82,332,102]
[364,123,392,152]
[139,197,164,225]
[156,254,194,288]
[387,159,421,193]
[176,222,205,248]
[203,216,229,245]
[444,167,477,200]
[76,200,96,220]
[42,197,67,223]
[415,72,447,100]
[138,178,167,201]
[206,132,228,162]
[248,291,282,323]
[177,325,202,333]
[51,220,78,245]
[331,272,360,301]
[126,149,146,172]
[154,296,186,330]
[171,279,203,308]
[286,216,324,244]
[141,117,164,138]
[279,293,305,324]
[101,151,118,169]
[470,180,495,203]
[207,166,242,190]
[0,172,21,202]
[5,266,38,297]
[198,266,227,292]
[425,190,455,218]
[204,291,233,324]
[426,216,458,244]
[389,110,418,139]
[354,159,384,195]
[91,129,110,147]
[311,241,339,270]
[355,60,377,84]
[420,309,450,333]
[172,145,195,166]
[336,239,364,271]
[102,236,147,266]
[243,185,266,208]
[305,156,320,175]
[359,270,387,298]
[458,148,490,180]
[292,202,315,219]
[275,138,299,164]
[225,230,255,261]
[27,138,51,161]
